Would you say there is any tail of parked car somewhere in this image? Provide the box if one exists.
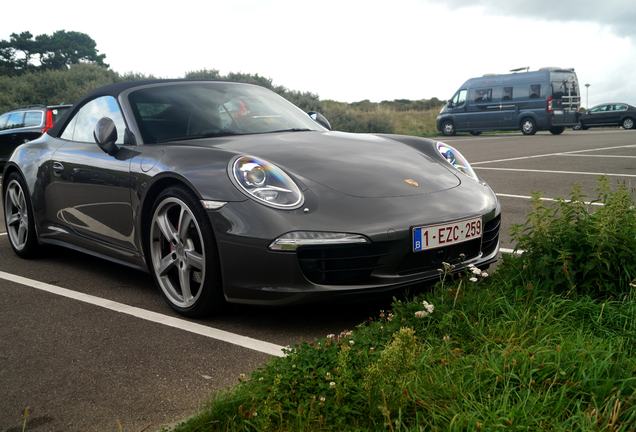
[0,104,72,166]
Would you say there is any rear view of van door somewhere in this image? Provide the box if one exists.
[550,71,580,124]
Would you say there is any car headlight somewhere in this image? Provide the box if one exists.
[435,141,478,180]
[231,155,303,209]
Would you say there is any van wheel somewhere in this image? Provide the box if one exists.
[572,122,582,130]
[622,117,634,130]
[520,118,536,135]
[441,120,455,136]
[469,131,481,136]
[549,127,565,135]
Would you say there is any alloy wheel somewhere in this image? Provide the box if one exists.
[150,197,206,308]
[4,179,29,251]
[623,118,634,129]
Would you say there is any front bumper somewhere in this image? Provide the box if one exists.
[205,181,501,305]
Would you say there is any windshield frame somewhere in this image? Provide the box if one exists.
[120,81,325,145]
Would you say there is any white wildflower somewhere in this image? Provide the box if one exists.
[349,339,355,346]
[469,277,478,282]
[422,300,435,314]
[319,396,326,403]
[325,372,332,380]
[326,334,335,339]
[329,381,336,389]
[481,271,489,278]
[414,310,429,318]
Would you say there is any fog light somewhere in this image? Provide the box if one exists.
[269,231,370,251]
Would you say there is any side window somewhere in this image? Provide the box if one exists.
[456,89,467,106]
[61,96,126,144]
[0,113,9,130]
[24,111,43,127]
[502,87,513,101]
[529,84,541,99]
[5,112,25,130]
[471,88,492,103]
[614,104,627,111]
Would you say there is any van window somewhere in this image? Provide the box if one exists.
[551,72,578,97]
[452,89,467,107]
[471,88,492,103]
[502,87,513,101]
[529,84,541,99]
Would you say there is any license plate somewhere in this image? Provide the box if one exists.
[412,216,482,252]
[554,110,564,115]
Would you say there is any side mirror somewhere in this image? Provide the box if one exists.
[307,111,332,130]
[94,117,119,155]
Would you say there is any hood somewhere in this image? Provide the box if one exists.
[191,131,460,198]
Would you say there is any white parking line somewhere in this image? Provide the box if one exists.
[496,193,604,206]
[476,167,636,178]
[441,130,630,142]
[555,154,636,159]
[0,270,286,357]
[472,144,636,165]
[0,232,6,236]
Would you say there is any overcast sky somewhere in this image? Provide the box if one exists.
[4,0,635,106]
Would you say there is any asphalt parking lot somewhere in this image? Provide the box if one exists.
[1,129,635,431]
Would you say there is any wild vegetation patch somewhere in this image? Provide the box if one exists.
[170,182,636,431]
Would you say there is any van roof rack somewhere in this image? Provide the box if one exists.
[539,67,575,72]
[509,67,530,73]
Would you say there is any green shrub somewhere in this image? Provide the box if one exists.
[169,181,636,432]
[509,179,636,298]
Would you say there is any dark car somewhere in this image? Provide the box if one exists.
[574,103,636,130]
[3,80,500,317]
[0,104,72,166]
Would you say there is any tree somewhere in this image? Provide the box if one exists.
[37,31,107,70]
[0,30,107,76]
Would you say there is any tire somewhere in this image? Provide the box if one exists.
[572,122,582,131]
[3,172,39,258]
[469,131,482,136]
[622,117,635,130]
[147,185,224,317]
[520,117,536,135]
[549,127,565,135]
[441,120,456,136]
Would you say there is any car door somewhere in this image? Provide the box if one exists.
[450,89,469,129]
[47,95,138,253]
[466,87,500,129]
[587,105,611,126]
[605,104,623,125]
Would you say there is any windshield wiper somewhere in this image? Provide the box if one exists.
[156,130,244,143]
[265,128,314,133]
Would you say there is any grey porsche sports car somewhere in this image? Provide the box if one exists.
[2,80,500,316]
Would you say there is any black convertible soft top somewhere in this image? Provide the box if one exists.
[47,79,218,138]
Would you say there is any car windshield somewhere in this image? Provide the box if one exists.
[128,82,324,144]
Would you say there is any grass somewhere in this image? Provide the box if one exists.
[170,181,636,431]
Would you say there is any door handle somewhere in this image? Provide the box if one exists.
[52,161,64,175]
